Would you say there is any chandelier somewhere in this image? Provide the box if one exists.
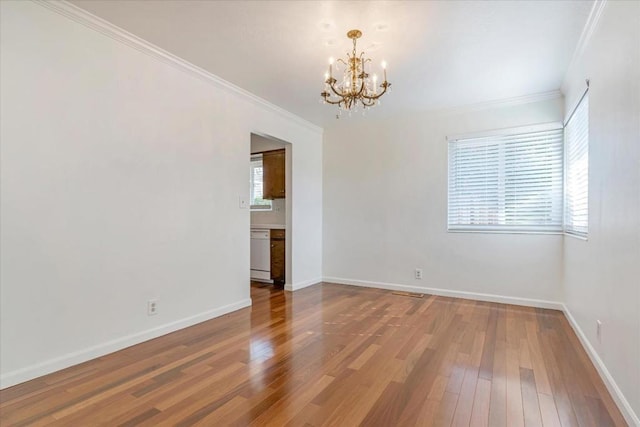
[321,29,391,115]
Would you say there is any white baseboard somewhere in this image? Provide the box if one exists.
[285,277,322,292]
[323,277,563,310]
[0,298,252,389]
[562,304,639,426]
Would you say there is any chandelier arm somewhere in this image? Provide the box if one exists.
[327,80,346,98]
[358,95,376,107]
[361,83,390,101]
[323,98,343,105]
[361,98,377,107]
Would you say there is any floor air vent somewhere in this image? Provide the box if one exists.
[391,291,425,298]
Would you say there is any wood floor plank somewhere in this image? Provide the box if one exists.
[538,392,562,427]
[393,333,432,384]
[347,343,381,370]
[489,313,508,427]
[520,367,543,427]
[506,345,525,427]
[470,378,492,427]
[0,283,627,426]
[194,395,247,426]
[433,391,459,427]
[479,306,498,380]
[427,375,450,402]
[323,356,404,425]
[416,398,440,427]
[536,321,581,427]
[519,337,533,370]
[451,367,479,426]
[525,319,553,396]
[249,374,334,426]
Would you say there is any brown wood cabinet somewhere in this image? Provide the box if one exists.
[262,149,285,200]
[270,229,285,285]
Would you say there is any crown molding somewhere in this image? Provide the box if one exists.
[325,90,564,129]
[432,90,563,117]
[562,0,607,90]
[33,0,323,135]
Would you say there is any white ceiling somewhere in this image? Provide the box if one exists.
[70,0,593,127]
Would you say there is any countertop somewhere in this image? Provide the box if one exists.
[251,224,285,230]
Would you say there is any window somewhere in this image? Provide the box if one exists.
[564,94,589,237]
[250,154,271,210]
[448,126,564,232]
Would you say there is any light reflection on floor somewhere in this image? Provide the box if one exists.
[249,337,275,363]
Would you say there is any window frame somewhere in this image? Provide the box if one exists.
[447,122,565,235]
[563,91,589,239]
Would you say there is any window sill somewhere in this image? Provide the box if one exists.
[447,229,563,236]
[446,229,589,240]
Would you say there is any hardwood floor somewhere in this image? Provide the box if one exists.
[0,283,627,426]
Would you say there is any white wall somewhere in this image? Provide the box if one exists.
[323,98,564,305]
[561,1,640,422]
[0,1,322,387]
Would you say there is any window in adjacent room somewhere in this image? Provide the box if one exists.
[448,126,564,233]
[250,154,272,210]
[564,93,589,237]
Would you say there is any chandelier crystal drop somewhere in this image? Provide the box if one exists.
[320,29,391,115]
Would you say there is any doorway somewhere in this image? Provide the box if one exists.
[249,133,292,291]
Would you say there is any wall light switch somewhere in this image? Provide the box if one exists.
[239,195,248,209]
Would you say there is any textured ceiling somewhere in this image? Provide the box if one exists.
[70,0,593,127]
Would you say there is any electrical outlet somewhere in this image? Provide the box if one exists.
[596,320,602,342]
[147,299,158,316]
[415,268,423,280]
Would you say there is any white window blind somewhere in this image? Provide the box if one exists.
[250,155,271,210]
[448,128,564,232]
[564,94,589,237]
